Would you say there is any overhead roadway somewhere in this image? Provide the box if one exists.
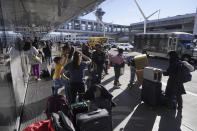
[0,0,105,33]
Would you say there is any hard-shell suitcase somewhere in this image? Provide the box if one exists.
[89,97,112,114]
[141,79,162,106]
[133,54,148,69]
[76,109,111,131]
[143,67,162,82]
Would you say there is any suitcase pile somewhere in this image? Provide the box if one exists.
[44,83,113,131]
[141,67,163,106]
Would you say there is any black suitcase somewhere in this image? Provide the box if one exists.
[141,79,162,106]
[76,109,111,131]
[89,97,112,114]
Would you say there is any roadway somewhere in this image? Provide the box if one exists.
[110,49,197,131]
[19,48,197,131]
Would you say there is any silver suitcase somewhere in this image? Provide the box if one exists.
[143,67,162,82]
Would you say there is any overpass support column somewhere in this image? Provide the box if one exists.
[85,21,88,31]
[72,20,75,30]
[79,20,82,30]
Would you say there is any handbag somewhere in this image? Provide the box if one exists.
[30,55,42,64]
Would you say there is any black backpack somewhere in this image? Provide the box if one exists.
[41,69,51,78]
[51,111,75,131]
[46,95,74,120]
[177,62,192,83]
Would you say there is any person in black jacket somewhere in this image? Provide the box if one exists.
[163,51,186,110]
[43,41,52,65]
[92,44,105,83]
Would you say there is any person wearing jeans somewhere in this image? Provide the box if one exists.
[110,48,125,89]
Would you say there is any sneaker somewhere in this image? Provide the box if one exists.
[177,106,183,110]
[118,83,122,86]
[114,85,120,89]
[37,78,41,81]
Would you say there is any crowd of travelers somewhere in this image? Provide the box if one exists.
[7,37,195,131]
[11,37,194,112]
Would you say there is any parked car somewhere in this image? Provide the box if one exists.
[110,43,117,48]
[117,43,133,51]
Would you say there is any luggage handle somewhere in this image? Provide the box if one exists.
[87,110,100,116]
[154,72,162,81]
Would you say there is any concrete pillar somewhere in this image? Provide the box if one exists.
[92,22,95,31]
[85,21,88,31]
[72,20,75,30]
[193,8,197,35]
[79,20,82,30]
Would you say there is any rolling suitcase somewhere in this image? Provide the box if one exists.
[76,109,111,131]
[141,79,162,106]
[143,67,162,82]
[89,97,112,114]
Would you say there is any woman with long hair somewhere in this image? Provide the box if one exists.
[61,51,91,103]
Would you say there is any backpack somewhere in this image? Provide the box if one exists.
[51,111,75,131]
[46,95,73,121]
[40,69,51,79]
[177,61,192,83]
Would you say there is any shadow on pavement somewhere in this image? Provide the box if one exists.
[157,109,182,131]
[122,104,182,131]
[123,103,157,131]
[112,86,141,130]
[112,83,182,131]
[20,97,49,123]
[102,76,115,86]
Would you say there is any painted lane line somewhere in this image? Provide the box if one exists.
[162,82,197,97]
[113,104,139,131]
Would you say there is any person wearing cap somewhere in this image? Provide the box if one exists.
[163,51,186,110]
[92,44,106,83]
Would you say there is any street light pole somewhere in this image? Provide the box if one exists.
[133,0,159,34]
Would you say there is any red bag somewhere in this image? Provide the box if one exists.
[23,119,54,131]
[108,63,110,69]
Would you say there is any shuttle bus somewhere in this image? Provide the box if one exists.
[134,32,197,62]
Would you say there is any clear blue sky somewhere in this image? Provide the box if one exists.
[81,0,197,25]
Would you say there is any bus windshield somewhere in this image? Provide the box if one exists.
[182,42,195,49]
